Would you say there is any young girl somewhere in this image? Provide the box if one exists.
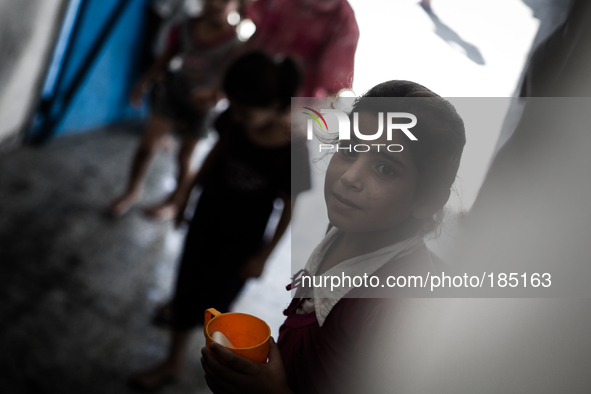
[130,51,311,390]
[200,80,466,393]
[109,0,242,219]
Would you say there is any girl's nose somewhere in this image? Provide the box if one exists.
[340,161,364,190]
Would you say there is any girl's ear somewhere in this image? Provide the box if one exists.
[411,188,451,220]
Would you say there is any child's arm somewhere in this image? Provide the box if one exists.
[130,21,183,107]
[201,338,293,394]
[240,193,295,279]
[174,141,223,227]
[129,48,177,108]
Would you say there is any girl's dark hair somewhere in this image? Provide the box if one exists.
[223,51,301,110]
[352,80,466,234]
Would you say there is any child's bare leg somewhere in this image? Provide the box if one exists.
[144,135,199,220]
[130,329,192,389]
[109,116,172,216]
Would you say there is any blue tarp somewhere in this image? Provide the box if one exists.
[31,0,149,141]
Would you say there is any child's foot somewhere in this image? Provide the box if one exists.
[128,362,181,391]
[108,191,141,217]
[144,201,178,221]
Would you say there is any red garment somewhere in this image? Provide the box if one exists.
[246,0,359,97]
[277,245,436,394]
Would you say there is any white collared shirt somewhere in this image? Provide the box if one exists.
[298,227,425,327]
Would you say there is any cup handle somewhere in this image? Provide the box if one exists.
[204,308,222,328]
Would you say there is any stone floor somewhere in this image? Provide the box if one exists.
[0,125,216,394]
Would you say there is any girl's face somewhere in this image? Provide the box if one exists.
[324,111,423,235]
[202,0,239,23]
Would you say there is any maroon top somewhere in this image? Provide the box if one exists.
[277,245,438,394]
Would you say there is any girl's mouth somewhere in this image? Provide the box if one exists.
[332,193,362,210]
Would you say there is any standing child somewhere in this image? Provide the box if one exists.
[201,80,466,393]
[130,51,311,390]
[246,0,359,97]
[110,0,242,219]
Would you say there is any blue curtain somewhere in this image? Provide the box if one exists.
[31,0,150,141]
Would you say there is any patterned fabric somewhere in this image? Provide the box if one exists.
[151,18,240,136]
[168,18,241,89]
[247,0,359,96]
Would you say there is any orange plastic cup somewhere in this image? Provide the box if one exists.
[204,308,271,363]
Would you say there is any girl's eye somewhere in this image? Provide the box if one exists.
[376,164,395,177]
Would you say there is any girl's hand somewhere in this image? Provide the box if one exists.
[201,338,293,394]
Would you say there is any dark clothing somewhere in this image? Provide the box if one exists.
[278,245,435,394]
[151,74,212,136]
[171,109,311,330]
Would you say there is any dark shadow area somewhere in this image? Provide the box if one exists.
[420,4,486,65]
[0,125,211,394]
[521,0,572,46]
[495,0,571,153]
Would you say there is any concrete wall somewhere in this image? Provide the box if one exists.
[0,0,66,147]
